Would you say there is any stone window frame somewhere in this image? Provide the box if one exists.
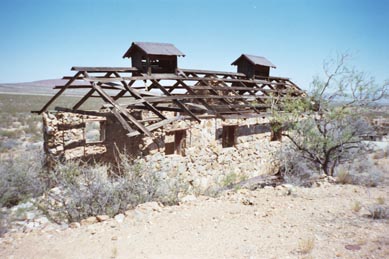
[84,118,106,144]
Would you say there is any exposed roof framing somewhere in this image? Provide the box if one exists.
[33,66,305,138]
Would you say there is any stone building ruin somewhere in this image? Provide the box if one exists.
[34,42,305,188]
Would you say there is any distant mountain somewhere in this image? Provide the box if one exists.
[0,79,87,95]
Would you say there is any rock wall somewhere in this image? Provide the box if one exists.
[43,111,281,189]
[137,117,280,191]
[43,112,107,163]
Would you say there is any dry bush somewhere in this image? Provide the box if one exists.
[0,153,45,208]
[0,211,8,237]
[368,205,389,219]
[276,144,316,186]
[335,167,353,184]
[298,237,315,254]
[40,156,189,223]
[372,145,389,159]
[377,196,385,205]
[334,156,384,187]
[42,164,135,222]
[352,201,362,212]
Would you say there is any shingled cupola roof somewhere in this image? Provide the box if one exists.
[231,54,276,68]
[123,42,185,58]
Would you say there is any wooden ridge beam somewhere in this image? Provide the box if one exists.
[179,68,246,77]
[82,75,286,86]
[71,66,139,73]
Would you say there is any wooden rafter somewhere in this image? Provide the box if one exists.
[34,71,84,114]
[35,65,305,137]
[150,79,201,123]
[111,72,166,120]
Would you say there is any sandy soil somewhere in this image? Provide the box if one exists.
[1,175,388,259]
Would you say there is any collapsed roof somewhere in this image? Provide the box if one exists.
[33,42,305,138]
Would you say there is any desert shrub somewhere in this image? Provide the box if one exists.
[368,205,389,219]
[0,210,8,237]
[118,155,189,206]
[298,237,315,254]
[347,157,383,187]
[276,144,316,186]
[270,54,388,177]
[221,171,248,189]
[40,157,189,223]
[351,201,362,212]
[0,153,45,208]
[0,129,24,138]
[377,196,385,205]
[335,167,353,184]
[372,148,388,160]
[0,139,20,152]
[332,155,383,186]
[42,164,133,222]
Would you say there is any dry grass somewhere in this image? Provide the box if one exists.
[377,196,385,205]
[111,246,118,258]
[352,201,362,212]
[336,168,353,185]
[298,237,315,254]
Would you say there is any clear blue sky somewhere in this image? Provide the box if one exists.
[0,0,388,89]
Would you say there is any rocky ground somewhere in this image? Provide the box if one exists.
[1,167,388,259]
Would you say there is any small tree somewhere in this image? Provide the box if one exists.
[272,54,388,177]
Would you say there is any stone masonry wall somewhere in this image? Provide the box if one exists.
[136,116,280,191]
[43,111,281,190]
[43,112,107,162]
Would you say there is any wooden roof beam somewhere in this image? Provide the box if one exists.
[83,70,152,137]
[111,72,167,120]
[33,71,84,114]
[71,66,139,73]
[151,79,201,123]
[176,79,222,117]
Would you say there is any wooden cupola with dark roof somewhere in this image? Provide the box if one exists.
[123,42,185,74]
[231,54,276,78]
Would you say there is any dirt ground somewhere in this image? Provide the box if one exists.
[1,170,388,259]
